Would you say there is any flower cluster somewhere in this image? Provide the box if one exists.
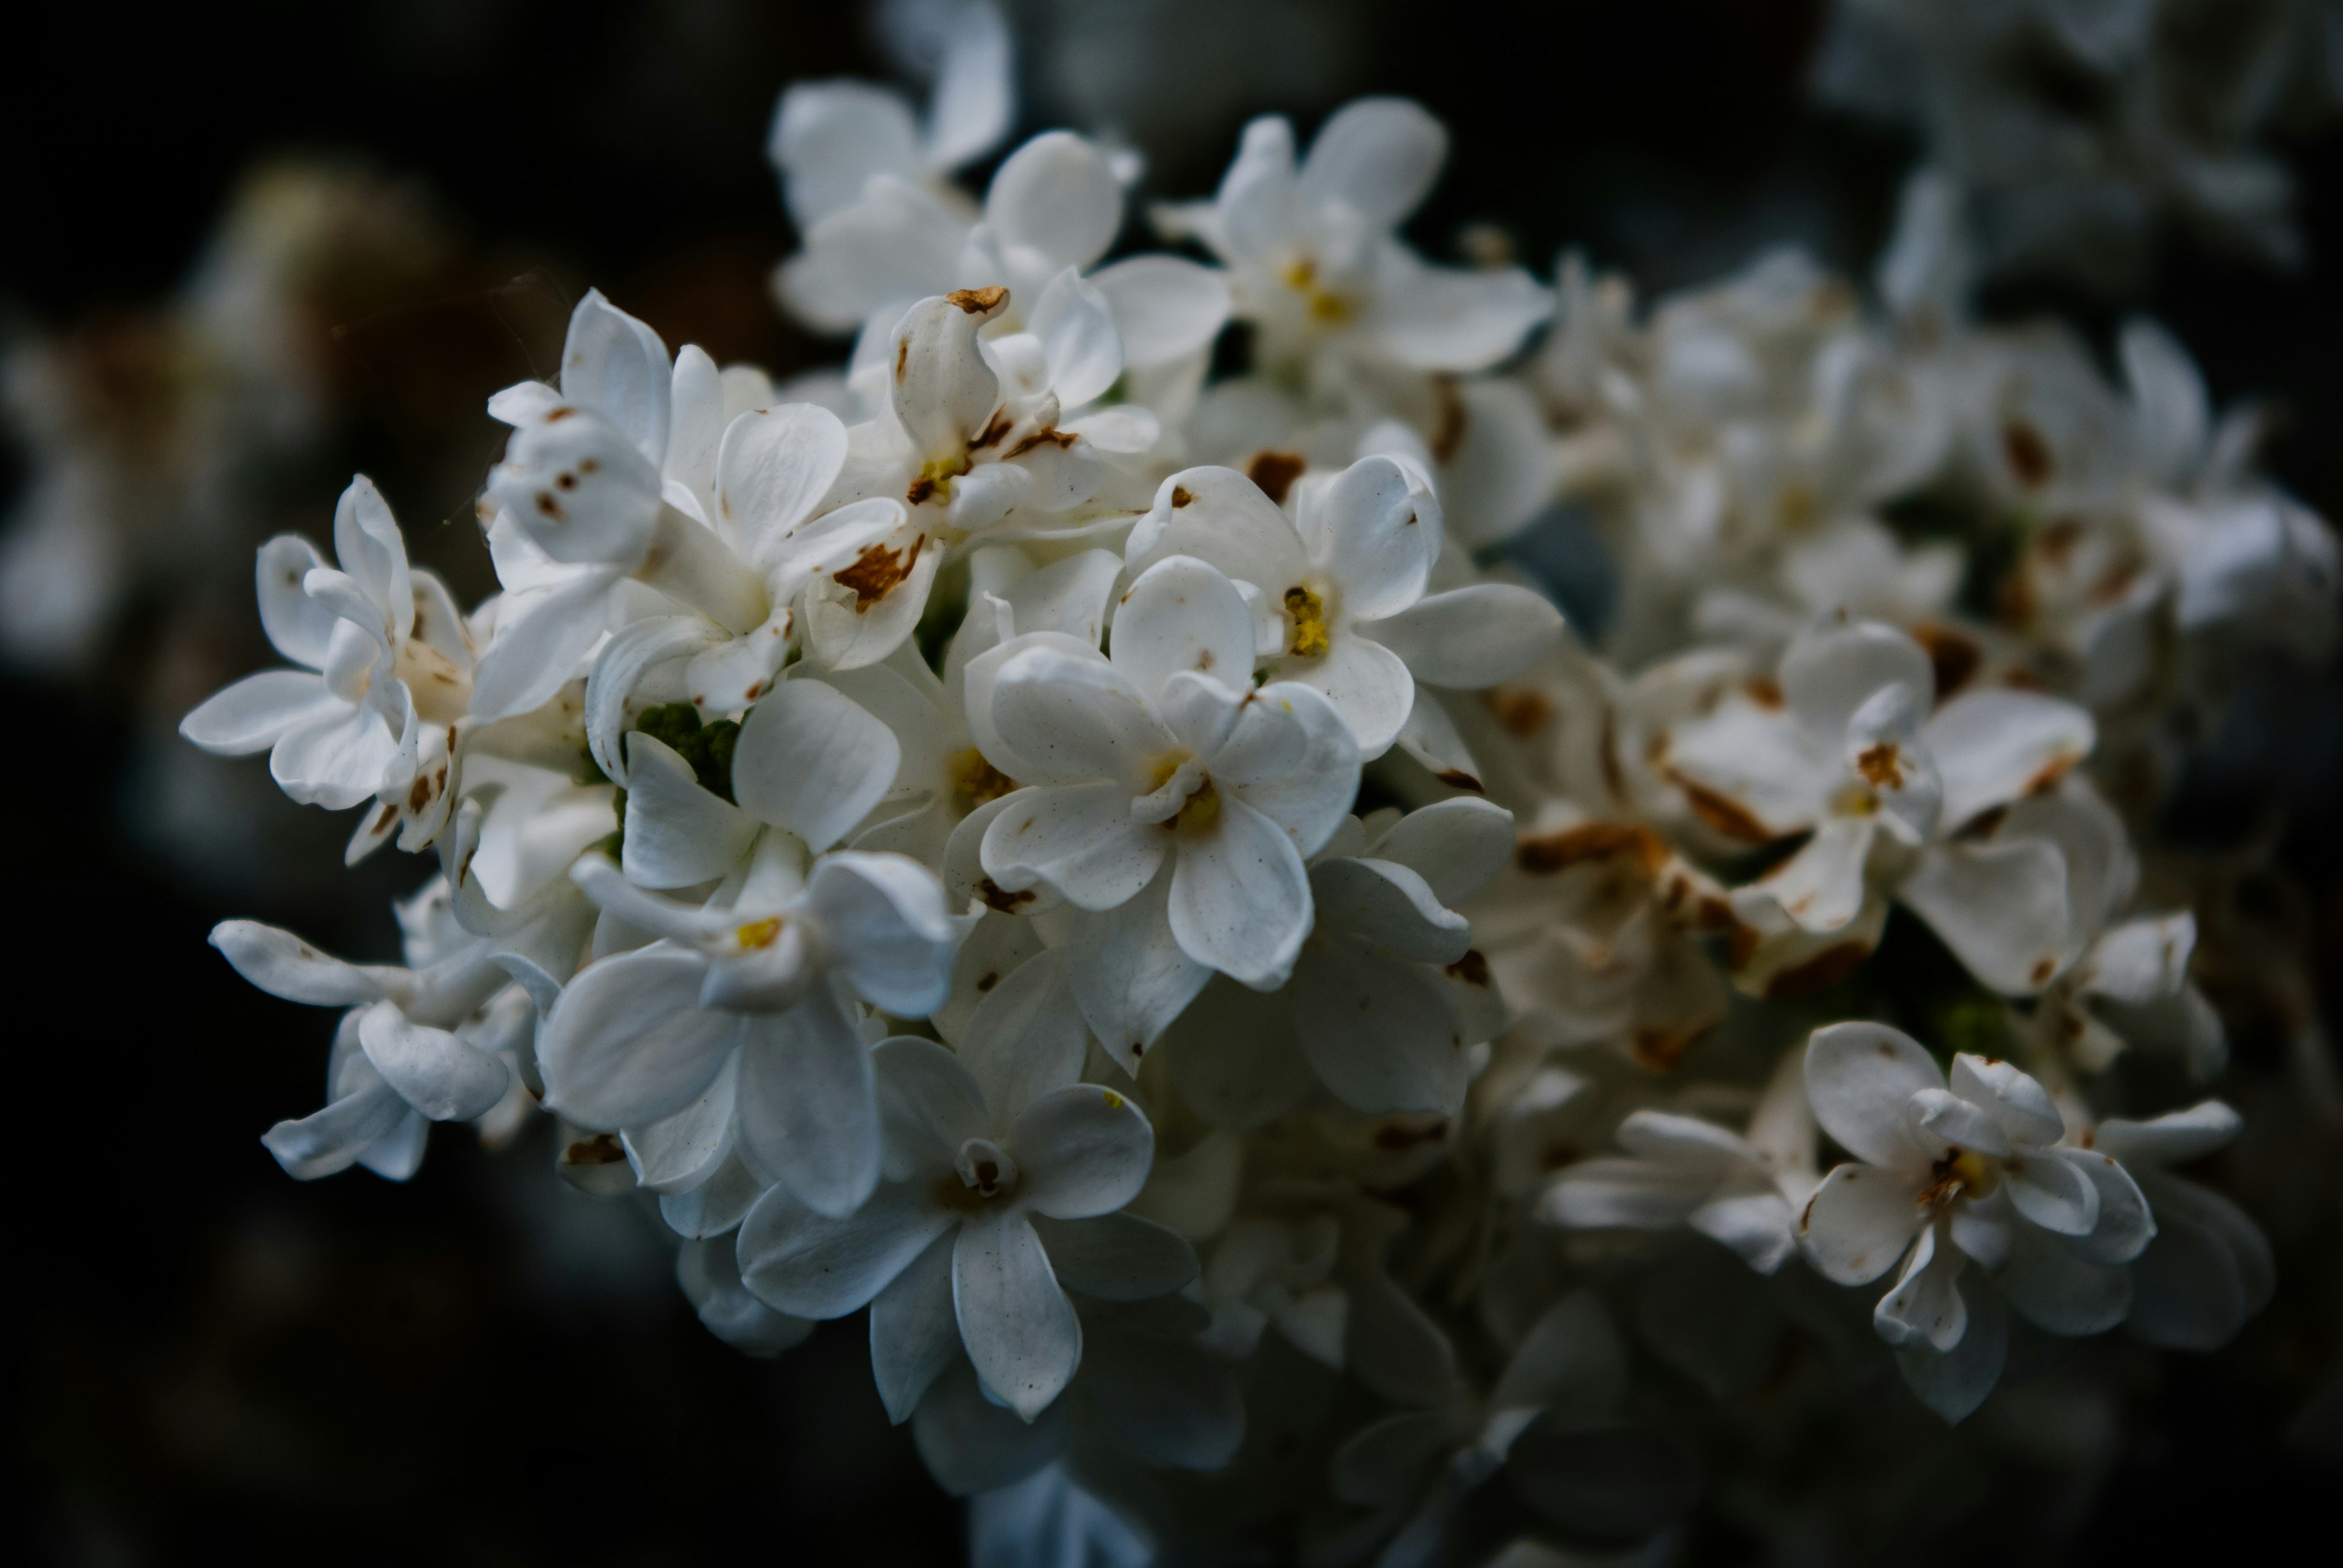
[189,15,2321,1563]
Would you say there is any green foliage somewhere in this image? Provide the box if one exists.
[632,702,741,803]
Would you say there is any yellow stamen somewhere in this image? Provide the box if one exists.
[948,747,1016,808]
[735,916,782,950]
[1175,779,1221,833]
[1285,584,1331,658]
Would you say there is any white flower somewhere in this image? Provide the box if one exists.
[536,802,957,1219]
[1795,1024,2155,1369]
[180,475,474,852]
[1541,1044,1817,1273]
[1167,97,1551,381]
[1127,457,1564,757]
[967,555,1359,1048]
[2094,1101,2273,1351]
[735,961,1162,1422]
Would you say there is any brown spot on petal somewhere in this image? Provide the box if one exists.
[969,411,1014,451]
[1743,676,1784,709]
[1516,822,1667,876]
[1171,486,1194,508]
[977,878,1037,913]
[1429,377,1467,465]
[1435,768,1484,792]
[894,338,909,383]
[1006,427,1077,458]
[1444,950,1491,987]
[2030,958,2056,986]
[947,286,1009,314]
[1483,685,1552,737]
[1763,941,1870,999]
[906,476,937,506]
[1673,777,1776,843]
[2024,751,2081,795]
[1911,622,1981,700]
[975,971,1000,993]
[834,535,925,610]
[373,805,398,834]
[545,407,576,423]
[1246,450,1306,505]
[1631,1026,1703,1072]
[565,1134,626,1165]
[1855,743,1906,790]
[2002,420,2053,489]
[1371,1117,1448,1152]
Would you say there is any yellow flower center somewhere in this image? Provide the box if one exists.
[948,747,1016,809]
[1285,584,1331,658]
[734,916,782,950]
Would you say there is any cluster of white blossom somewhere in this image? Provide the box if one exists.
[186,13,2328,1564]
[1814,0,2343,287]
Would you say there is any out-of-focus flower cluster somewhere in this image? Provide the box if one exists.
[162,6,2336,1563]
[1815,0,2343,288]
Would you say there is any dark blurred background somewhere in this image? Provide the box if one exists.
[5,2,2341,1563]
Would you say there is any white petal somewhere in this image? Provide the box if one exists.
[1312,858,1469,964]
[1689,1190,1799,1274]
[1281,631,1415,759]
[1123,466,1309,594]
[357,1001,510,1122]
[986,131,1122,270]
[1804,1021,1942,1170]
[911,1362,1071,1495]
[1089,256,1231,368]
[1368,249,1552,373]
[677,1234,814,1356]
[1891,1270,2007,1423]
[956,949,1089,1126]
[330,476,412,641]
[1028,1212,1198,1301]
[465,566,620,721]
[1924,688,2096,829]
[1431,378,1558,547]
[664,344,726,516]
[1797,1163,1930,1285]
[1909,1088,2013,1160]
[1299,97,1446,229]
[1899,838,2072,995]
[732,675,902,851]
[955,1210,1083,1420]
[770,82,922,230]
[210,920,393,1006]
[559,289,671,466]
[1167,797,1313,988]
[2079,913,2194,1005]
[539,945,739,1128]
[989,645,1170,789]
[1030,268,1122,410]
[1392,688,1484,792]
[923,1,1013,169]
[623,1052,739,1195]
[738,1179,952,1319]
[181,670,340,756]
[1540,1157,1712,1231]
[262,1074,416,1181]
[2002,1222,2131,1336]
[255,535,336,668]
[803,531,942,671]
[1366,797,1514,908]
[269,701,404,810]
[891,290,1007,463]
[621,732,759,889]
[1295,935,1467,1115]
[1011,1082,1155,1220]
[803,851,957,1015]
[779,177,966,334]
[735,996,881,1218]
[715,403,850,570]
[764,494,908,601]
[1309,456,1436,621]
[1947,1054,2065,1148]
[981,781,1167,910]
[1780,616,1933,744]
[1749,815,1875,935]
[1663,696,1832,841]
[1224,682,1360,855]
[1873,1223,1967,1351]
[1358,584,1563,690]
[1110,554,1257,703]
[1615,1111,1758,1171]
[2004,1149,2100,1237]
[874,1035,992,1176]
[2092,1100,2241,1166]
[661,1156,768,1240]
[1064,866,1212,1064]
[872,1232,962,1423]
